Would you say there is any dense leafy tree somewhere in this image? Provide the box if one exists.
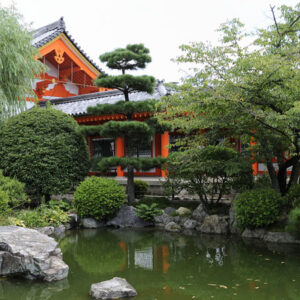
[0,5,45,121]
[0,107,89,201]
[158,4,300,195]
[81,44,165,204]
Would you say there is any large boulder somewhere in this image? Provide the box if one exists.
[197,215,229,234]
[0,226,68,281]
[183,219,197,230]
[107,205,152,228]
[165,221,181,232]
[80,218,106,229]
[241,228,266,239]
[164,207,176,215]
[263,231,300,244]
[90,277,137,299]
[191,203,207,223]
[176,207,191,216]
[154,211,172,227]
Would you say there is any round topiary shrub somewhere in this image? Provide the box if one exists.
[74,177,126,221]
[0,107,89,200]
[134,180,149,199]
[234,188,283,229]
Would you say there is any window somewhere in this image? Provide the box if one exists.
[92,138,115,158]
[125,140,152,158]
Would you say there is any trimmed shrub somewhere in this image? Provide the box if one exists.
[0,188,10,215]
[286,208,300,238]
[0,107,89,200]
[134,180,149,199]
[235,189,283,229]
[136,203,161,222]
[0,170,29,209]
[74,177,126,221]
[284,184,300,209]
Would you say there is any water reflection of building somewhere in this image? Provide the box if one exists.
[119,242,170,273]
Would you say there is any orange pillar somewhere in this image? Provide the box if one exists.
[116,137,124,177]
[161,132,169,177]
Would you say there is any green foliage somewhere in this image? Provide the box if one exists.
[100,44,151,71]
[48,199,73,212]
[235,189,283,229]
[17,205,69,228]
[95,74,155,96]
[0,170,28,209]
[0,5,45,121]
[74,177,126,221]
[166,146,253,208]
[96,157,166,172]
[285,207,300,238]
[87,99,157,116]
[253,174,272,190]
[134,180,149,199]
[136,203,161,222]
[0,107,89,199]
[284,184,300,209]
[0,188,10,215]
[157,4,300,195]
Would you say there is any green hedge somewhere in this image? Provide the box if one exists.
[134,180,149,199]
[74,177,126,221]
[0,107,89,199]
[235,189,283,228]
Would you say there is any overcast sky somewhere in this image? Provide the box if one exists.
[1,0,299,82]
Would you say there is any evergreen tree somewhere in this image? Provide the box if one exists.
[80,44,166,204]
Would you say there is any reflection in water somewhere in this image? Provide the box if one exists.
[2,228,300,300]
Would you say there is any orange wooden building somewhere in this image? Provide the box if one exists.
[33,17,170,177]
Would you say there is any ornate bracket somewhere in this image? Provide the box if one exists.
[54,48,65,64]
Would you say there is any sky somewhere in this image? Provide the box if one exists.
[1,0,299,82]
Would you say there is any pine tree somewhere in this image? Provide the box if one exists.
[80,44,166,204]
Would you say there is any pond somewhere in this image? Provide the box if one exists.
[1,228,300,300]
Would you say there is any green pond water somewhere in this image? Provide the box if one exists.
[1,228,300,300]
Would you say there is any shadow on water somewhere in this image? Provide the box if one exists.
[2,228,300,300]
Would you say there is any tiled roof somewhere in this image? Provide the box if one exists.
[32,17,104,74]
[40,83,170,117]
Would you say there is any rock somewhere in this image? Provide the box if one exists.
[164,207,176,215]
[67,213,78,228]
[183,219,197,229]
[263,232,300,244]
[242,228,267,239]
[35,226,54,236]
[90,277,137,299]
[154,211,172,226]
[179,216,190,226]
[228,204,242,234]
[165,221,181,232]
[107,205,152,228]
[192,203,207,223]
[80,218,105,229]
[176,207,191,216]
[197,215,229,234]
[0,226,68,281]
[53,225,66,235]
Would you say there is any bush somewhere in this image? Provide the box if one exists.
[134,180,149,199]
[286,208,300,238]
[253,173,272,190]
[0,188,10,215]
[74,177,126,221]
[0,107,89,200]
[235,189,283,229]
[0,170,29,209]
[136,203,161,222]
[17,205,69,228]
[284,184,300,209]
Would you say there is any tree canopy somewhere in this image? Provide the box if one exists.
[157,4,300,195]
[95,44,155,101]
[0,5,45,121]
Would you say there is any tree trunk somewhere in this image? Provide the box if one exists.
[127,165,135,205]
[266,159,280,192]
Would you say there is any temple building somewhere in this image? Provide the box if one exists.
[32,17,170,177]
